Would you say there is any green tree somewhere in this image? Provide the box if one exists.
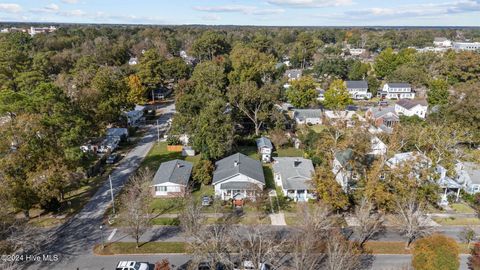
[163,57,190,82]
[312,164,350,210]
[285,76,318,108]
[348,61,369,80]
[228,44,276,86]
[314,57,350,79]
[323,79,353,110]
[191,30,230,61]
[290,32,318,69]
[412,234,459,270]
[228,81,276,135]
[427,79,449,106]
[127,74,147,104]
[192,160,214,185]
[374,48,398,78]
[137,49,165,90]
[192,98,234,160]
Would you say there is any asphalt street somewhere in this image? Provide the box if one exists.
[25,103,175,270]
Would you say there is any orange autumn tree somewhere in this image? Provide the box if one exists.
[412,234,459,270]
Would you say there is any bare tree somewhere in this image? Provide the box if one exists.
[392,194,432,249]
[353,197,385,248]
[289,203,334,270]
[459,226,477,249]
[118,168,154,248]
[324,229,362,270]
[180,197,234,269]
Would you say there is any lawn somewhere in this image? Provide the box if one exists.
[276,147,304,157]
[94,242,187,255]
[451,203,476,214]
[236,145,259,160]
[150,217,180,226]
[309,125,325,133]
[433,217,480,226]
[364,241,471,254]
[141,142,201,171]
[150,197,184,214]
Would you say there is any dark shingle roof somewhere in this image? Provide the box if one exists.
[220,181,260,190]
[212,153,265,185]
[256,137,273,149]
[335,149,353,168]
[152,159,193,186]
[396,99,428,110]
[293,109,323,120]
[346,80,368,89]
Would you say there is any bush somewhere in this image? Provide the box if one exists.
[192,159,214,185]
[412,234,459,270]
[166,135,181,145]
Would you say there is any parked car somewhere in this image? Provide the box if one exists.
[197,262,225,270]
[106,153,119,164]
[234,261,271,270]
[201,196,212,206]
[116,261,149,270]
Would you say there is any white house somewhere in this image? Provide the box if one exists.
[369,136,387,156]
[212,153,265,200]
[151,159,193,197]
[128,57,138,66]
[293,109,323,125]
[333,149,355,191]
[433,37,452,48]
[379,83,415,100]
[349,48,366,56]
[395,99,428,119]
[256,137,273,163]
[272,157,315,202]
[324,110,366,127]
[456,162,480,194]
[453,42,480,51]
[346,81,372,100]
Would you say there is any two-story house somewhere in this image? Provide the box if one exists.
[365,106,400,133]
[395,99,428,119]
[379,83,415,100]
[346,80,372,100]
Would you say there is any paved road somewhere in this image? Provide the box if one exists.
[25,103,175,270]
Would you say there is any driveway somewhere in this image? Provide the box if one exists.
[25,103,175,270]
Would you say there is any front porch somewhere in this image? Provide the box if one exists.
[284,189,316,202]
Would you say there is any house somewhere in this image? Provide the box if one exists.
[437,165,462,205]
[386,152,430,169]
[212,153,265,200]
[349,48,366,56]
[456,162,480,194]
[452,42,480,51]
[346,81,371,100]
[433,37,452,47]
[379,83,415,100]
[285,69,302,81]
[293,109,323,125]
[333,149,355,191]
[106,128,128,141]
[316,88,325,101]
[256,137,273,163]
[369,136,387,156]
[272,157,315,202]
[151,159,193,197]
[395,99,428,119]
[128,57,138,66]
[324,110,366,127]
[365,106,399,132]
[125,105,145,126]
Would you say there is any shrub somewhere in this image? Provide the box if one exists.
[412,234,459,270]
[166,135,181,145]
[192,160,214,185]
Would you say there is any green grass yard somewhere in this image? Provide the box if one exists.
[433,217,480,226]
[275,147,304,157]
[450,203,476,214]
[94,242,187,255]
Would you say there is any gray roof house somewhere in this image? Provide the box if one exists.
[285,69,302,81]
[212,153,265,200]
[457,162,480,194]
[151,159,193,197]
[256,137,273,150]
[256,137,273,163]
[273,157,315,202]
[293,109,323,125]
[346,80,368,89]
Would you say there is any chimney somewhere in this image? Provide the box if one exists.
[294,159,301,167]
[234,160,239,167]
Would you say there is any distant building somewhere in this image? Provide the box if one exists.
[433,37,452,47]
[28,26,57,36]
[379,83,415,100]
[151,159,193,197]
[285,69,302,81]
[293,109,323,125]
[256,137,273,163]
[128,57,138,66]
[346,80,371,100]
[395,99,428,119]
[349,48,366,56]
[452,42,480,51]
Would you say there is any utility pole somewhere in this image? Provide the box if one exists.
[109,175,115,215]
[157,119,160,143]
[100,225,105,249]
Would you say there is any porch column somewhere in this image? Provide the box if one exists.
[294,190,298,202]
[456,188,460,202]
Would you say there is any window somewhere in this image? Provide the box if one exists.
[169,186,180,192]
[155,186,167,192]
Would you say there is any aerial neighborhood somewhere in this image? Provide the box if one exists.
[0,19,479,270]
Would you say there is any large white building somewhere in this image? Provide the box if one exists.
[433,37,452,48]
[346,80,372,100]
[394,99,428,119]
[379,83,415,100]
[453,42,480,51]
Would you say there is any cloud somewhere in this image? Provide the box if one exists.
[45,3,60,11]
[61,0,79,3]
[267,0,353,8]
[345,0,480,19]
[0,3,22,13]
[194,5,284,15]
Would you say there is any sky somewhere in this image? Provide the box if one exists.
[1,0,480,26]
